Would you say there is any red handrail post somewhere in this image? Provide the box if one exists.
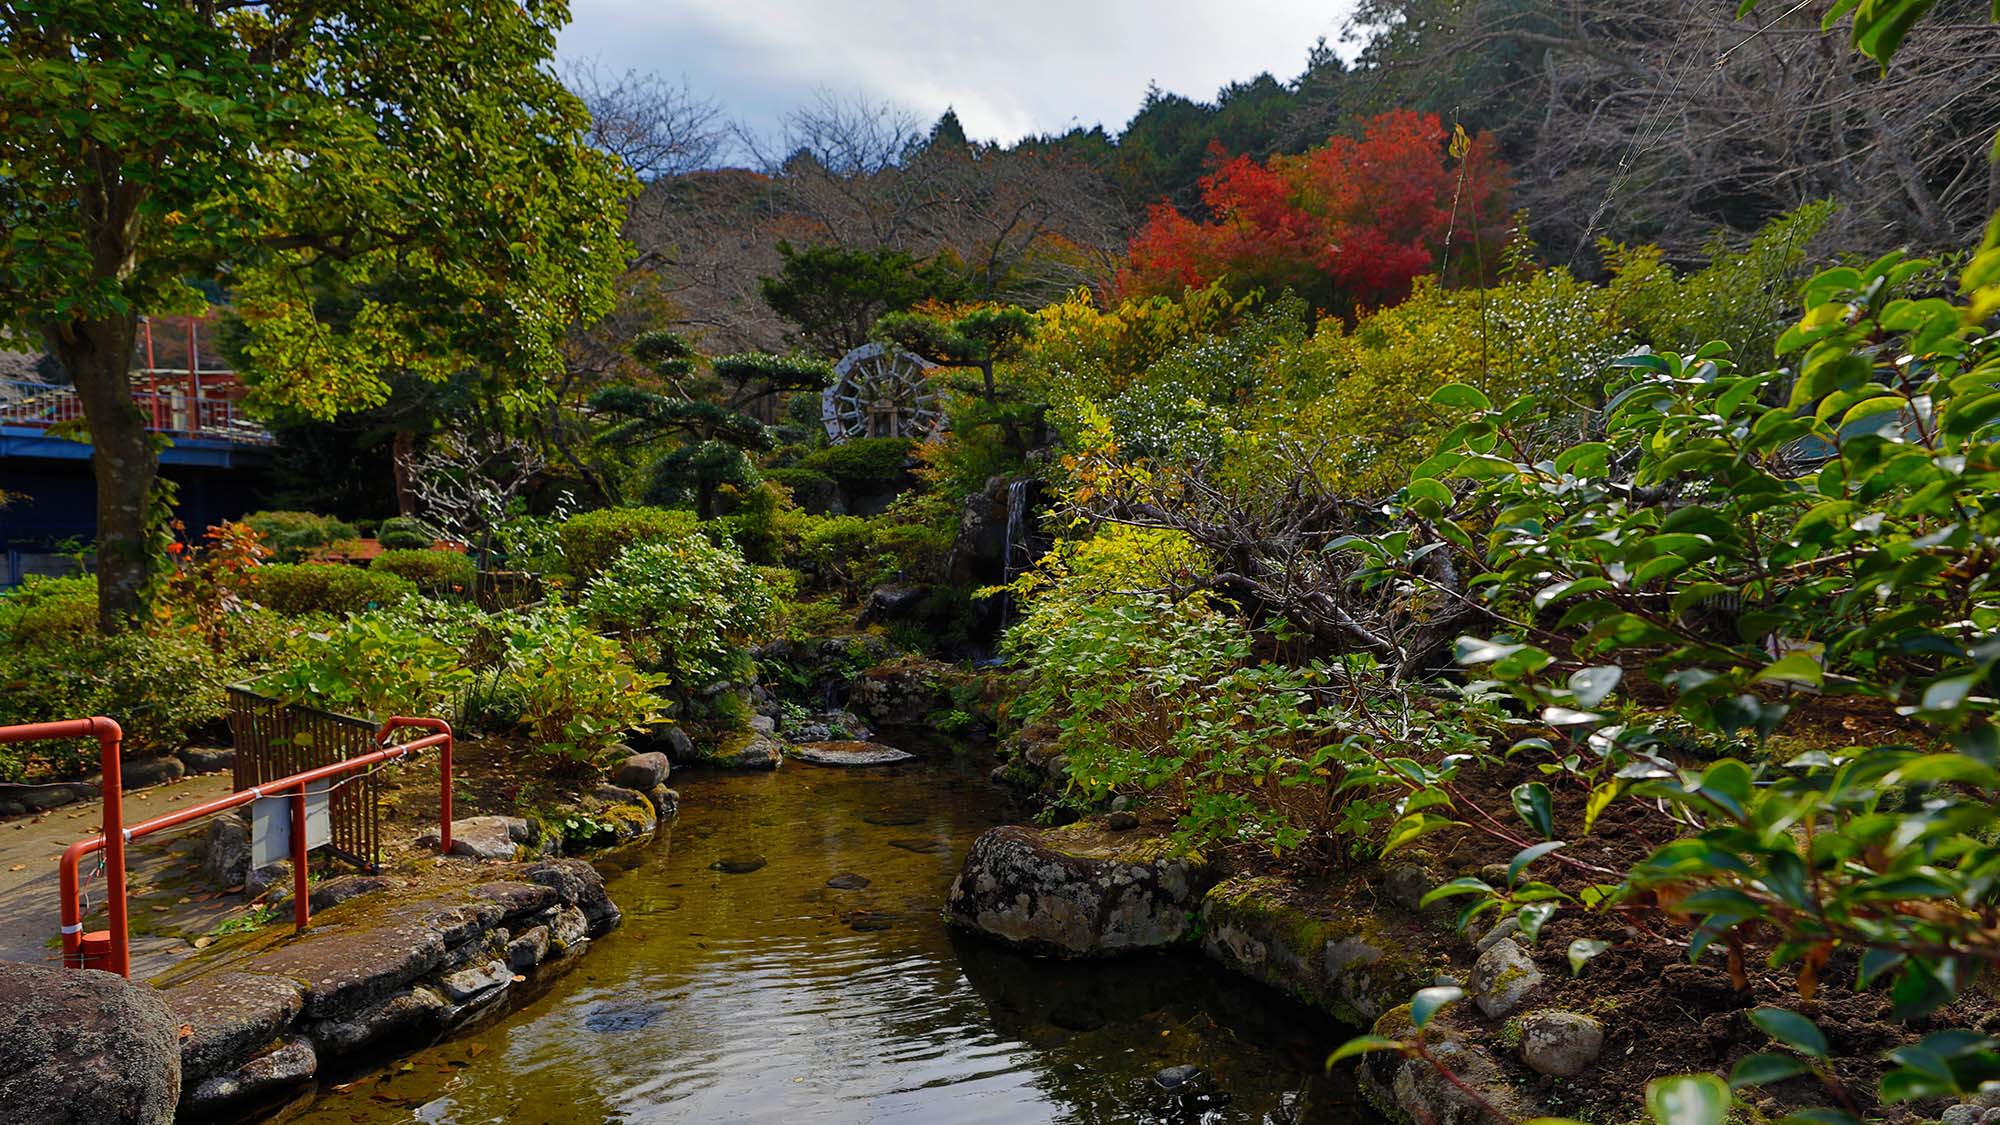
[6,718,127,976]
[289,784,310,932]
[98,719,128,977]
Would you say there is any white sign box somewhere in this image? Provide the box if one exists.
[249,781,333,870]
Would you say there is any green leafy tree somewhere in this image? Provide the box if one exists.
[0,0,632,629]
[757,241,965,356]
[874,305,1034,402]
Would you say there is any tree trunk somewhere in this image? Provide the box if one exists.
[392,428,418,516]
[46,315,155,632]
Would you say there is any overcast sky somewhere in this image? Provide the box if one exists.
[556,1,1356,150]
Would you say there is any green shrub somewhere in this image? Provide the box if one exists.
[762,467,840,512]
[369,549,475,596]
[241,511,359,560]
[377,517,432,550]
[0,574,98,646]
[253,605,476,721]
[245,563,415,616]
[580,536,773,694]
[501,607,665,767]
[797,437,914,486]
[556,506,701,582]
[0,621,232,778]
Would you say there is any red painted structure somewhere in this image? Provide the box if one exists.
[0,715,453,978]
[0,315,270,445]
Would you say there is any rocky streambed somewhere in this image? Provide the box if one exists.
[268,748,1377,1124]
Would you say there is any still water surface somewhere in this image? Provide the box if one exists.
[286,753,1376,1124]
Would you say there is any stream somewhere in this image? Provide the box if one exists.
[283,749,1377,1124]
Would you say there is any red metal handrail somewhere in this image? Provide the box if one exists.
[10,715,454,978]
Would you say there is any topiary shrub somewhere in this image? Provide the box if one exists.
[377,517,432,550]
[244,562,415,616]
[241,510,359,560]
[369,549,475,596]
[555,506,702,582]
[762,467,841,513]
[797,437,915,487]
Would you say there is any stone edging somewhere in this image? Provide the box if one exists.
[0,747,233,820]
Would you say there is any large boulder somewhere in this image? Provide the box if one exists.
[1198,875,1434,1025]
[161,972,306,1087]
[848,658,957,728]
[416,815,539,861]
[611,751,670,792]
[700,730,785,770]
[945,823,1216,956]
[198,812,252,887]
[791,740,916,767]
[0,961,182,1124]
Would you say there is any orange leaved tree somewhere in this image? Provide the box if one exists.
[1117,111,1510,318]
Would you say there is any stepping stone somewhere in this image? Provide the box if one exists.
[791,741,916,767]
[709,855,767,874]
[862,809,925,827]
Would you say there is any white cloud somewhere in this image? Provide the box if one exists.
[556,0,1354,148]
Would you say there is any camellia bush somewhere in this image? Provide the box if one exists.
[1329,221,2000,1117]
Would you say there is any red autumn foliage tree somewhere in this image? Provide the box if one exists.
[1116,111,1511,316]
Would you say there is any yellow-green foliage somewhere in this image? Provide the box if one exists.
[1269,269,1626,495]
[1004,524,1209,614]
[1022,282,1255,406]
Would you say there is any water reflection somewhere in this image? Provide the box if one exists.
[284,753,1377,1124]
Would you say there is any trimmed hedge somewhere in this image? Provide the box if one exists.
[556,506,702,582]
[369,549,475,596]
[377,517,432,550]
[242,510,359,559]
[797,437,914,486]
[245,563,415,616]
[762,467,840,513]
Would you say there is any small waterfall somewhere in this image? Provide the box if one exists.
[995,478,1032,640]
[1000,478,1030,587]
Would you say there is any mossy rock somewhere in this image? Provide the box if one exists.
[1199,874,1435,1027]
[944,824,1217,957]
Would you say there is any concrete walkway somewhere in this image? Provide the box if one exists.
[0,771,240,977]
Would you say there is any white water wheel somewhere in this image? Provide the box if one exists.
[821,343,944,443]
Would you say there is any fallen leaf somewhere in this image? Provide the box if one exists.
[7,865,22,872]
[192,936,214,950]
[177,1024,192,1040]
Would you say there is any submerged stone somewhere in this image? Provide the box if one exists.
[888,838,949,854]
[1154,1065,1204,1092]
[710,855,768,874]
[583,999,668,1033]
[862,808,925,826]
[826,873,871,890]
